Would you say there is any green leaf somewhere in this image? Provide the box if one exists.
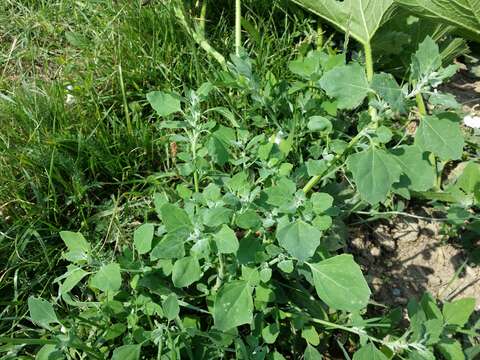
[436,339,465,360]
[214,225,239,254]
[236,210,262,230]
[262,323,280,344]
[353,343,388,360]
[415,114,465,161]
[302,325,320,346]
[28,297,58,328]
[265,177,296,207]
[455,162,480,194]
[60,231,90,263]
[208,126,236,166]
[442,298,476,326]
[160,203,193,236]
[134,224,154,255]
[36,344,63,360]
[111,344,141,360]
[60,267,88,295]
[90,263,121,293]
[289,54,321,79]
[347,147,402,204]
[410,36,441,80]
[150,234,185,260]
[371,73,406,112]
[396,0,480,41]
[213,280,253,331]
[311,193,333,214]
[391,145,436,192]
[320,63,369,110]
[278,259,294,273]
[292,0,395,46]
[308,254,371,311]
[304,344,322,360]
[172,256,202,288]
[276,220,321,261]
[202,207,233,227]
[308,116,332,133]
[163,293,180,321]
[147,91,181,117]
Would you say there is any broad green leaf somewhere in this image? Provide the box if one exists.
[172,256,202,288]
[36,344,63,360]
[436,339,465,360]
[150,233,185,260]
[111,344,141,360]
[347,146,402,204]
[311,192,333,214]
[60,231,90,263]
[304,344,322,360]
[396,0,480,41]
[442,298,476,326]
[308,116,333,133]
[455,162,480,194]
[415,114,464,161]
[134,223,154,255]
[214,225,239,254]
[60,267,88,295]
[320,63,369,110]
[262,323,280,344]
[291,0,395,46]
[28,297,58,328]
[278,260,294,273]
[276,220,321,261]
[163,293,180,321]
[391,145,436,192]
[90,263,121,293]
[265,177,296,207]
[302,326,320,346]
[208,126,236,166]
[213,280,253,331]
[236,210,262,230]
[308,254,371,311]
[411,36,441,80]
[371,72,406,112]
[202,207,233,227]
[147,91,181,117]
[289,54,321,79]
[160,203,193,236]
[353,343,388,360]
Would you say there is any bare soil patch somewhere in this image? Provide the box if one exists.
[349,215,480,309]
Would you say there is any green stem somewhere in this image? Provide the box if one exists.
[416,92,427,116]
[191,137,199,193]
[364,42,374,82]
[200,0,207,35]
[118,64,132,135]
[173,2,226,68]
[317,23,323,48]
[235,0,241,55]
[303,130,365,193]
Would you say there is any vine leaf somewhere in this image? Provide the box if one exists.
[414,113,464,161]
[347,146,402,204]
[213,280,253,331]
[320,63,369,110]
[396,0,480,41]
[308,254,371,312]
[291,0,395,46]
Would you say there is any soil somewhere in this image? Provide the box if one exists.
[349,212,480,310]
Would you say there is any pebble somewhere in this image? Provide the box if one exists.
[392,288,401,297]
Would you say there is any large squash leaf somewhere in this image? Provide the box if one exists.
[396,0,480,41]
[291,0,395,45]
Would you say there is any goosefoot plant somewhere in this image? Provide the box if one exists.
[12,37,479,359]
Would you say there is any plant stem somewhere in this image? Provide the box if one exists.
[364,42,374,82]
[317,23,323,48]
[200,0,207,35]
[303,130,365,193]
[416,92,427,116]
[235,0,241,55]
[118,64,132,135]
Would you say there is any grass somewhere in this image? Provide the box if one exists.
[0,0,320,340]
